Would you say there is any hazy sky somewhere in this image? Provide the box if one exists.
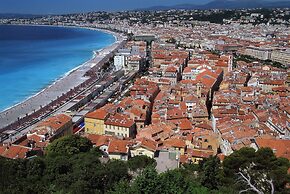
[0,0,211,14]
[0,0,284,14]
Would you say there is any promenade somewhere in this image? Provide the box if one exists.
[0,27,126,131]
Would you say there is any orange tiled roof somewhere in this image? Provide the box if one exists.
[31,114,71,135]
[256,138,290,160]
[187,148,213,158]
[105,113,135,128]
[137,138,157,152]
[165,65,178,73]
[86,109,109,120]
[108,139,130,154]
[87,134,115,147]
[163,138,186,148]
[168,118,193,130]
[0,145,31,159]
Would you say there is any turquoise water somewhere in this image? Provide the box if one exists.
[0,25,115,111]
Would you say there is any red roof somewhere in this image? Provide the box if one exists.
[256,138,290,160]
[87,134,115,147]
[163,138,186,148]
[108,139,130,154]
[168,119,193,130]
[105,113,135,128]
[86,109,109,120]
[137,138,157,152]
[188,148,213,158]
[183,67,192,73]
[32,114,71,135]
[167,108,187,120]
[165,66,178,73]
[0,145,31,159]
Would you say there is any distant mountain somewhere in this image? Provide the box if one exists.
[0,13,42,19]
[202,0,290,9]
[139,0,290,11]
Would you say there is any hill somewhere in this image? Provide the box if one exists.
[139,0,290,11]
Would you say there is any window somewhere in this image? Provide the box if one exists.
[121,155,127,161]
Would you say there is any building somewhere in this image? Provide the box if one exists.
[253,138,290,160]
[186,148,214,164]
[270,50,290,65]
[86,134,116,153]
[244,46,272,60]
[163,138,186,155]
[130,138,157,158]
[85,108,110,135]
[27,114,73,143]
[104,113,137,138]
[126,55,145,73]
[114,55,126,71]
[0,145,32,159]
[107,139,131,161]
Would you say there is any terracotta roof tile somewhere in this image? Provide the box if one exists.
[163,138,186,148]
[256,138,290,160]
[108,139,131,154]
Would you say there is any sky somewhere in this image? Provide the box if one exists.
[0,0,284,14]
[0,0,211,14]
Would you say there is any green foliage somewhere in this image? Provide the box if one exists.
[223,147,290,193]
[235,54,286,69]
[199,156,222,190]
[159,169,188,193]
[122,166,210,194]
[0,136,289,194]
[108,180,132,194]
[165,38,177,44]
[46,135,93,156]
[182,163,199,171]
[223,147,256,176]
[128,155,156,171]
[132,166,161,193]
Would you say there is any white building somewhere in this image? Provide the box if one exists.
[244,46,272,60]
[270,50,290,65]
[114,55,126,71]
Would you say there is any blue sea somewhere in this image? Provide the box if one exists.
[0,25,115,111]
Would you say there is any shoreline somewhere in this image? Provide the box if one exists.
[0,24,116,113]
[0,24,126,130]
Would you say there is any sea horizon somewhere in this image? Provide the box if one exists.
[0,24,115,112]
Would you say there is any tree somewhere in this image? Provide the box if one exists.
[186,182,210,194]
[69,180,98,194]
[199,156,222,190]
[159,169,189,194]
[132,166,161,194]
[104,160,130,190]
[45,135,93,156]
[166,38,177,44]
[237,164,274,194]
[223,147,290,193]
[108,180,133,194]
[223,147,256,180]
[26,157,45,179]
[128,155,156,172]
